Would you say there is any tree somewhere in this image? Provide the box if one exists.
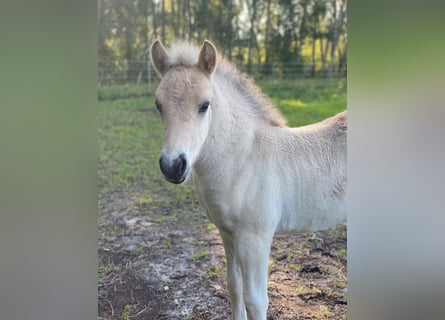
[326,0,347,78]
[307,0,328,77]
[97,0,347,84]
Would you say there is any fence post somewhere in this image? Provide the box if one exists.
[144,47,151,90]
[147,59,151,89]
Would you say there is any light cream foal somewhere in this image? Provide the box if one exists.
[151,39,347,320]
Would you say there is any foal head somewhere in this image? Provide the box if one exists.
[151,40,217,184]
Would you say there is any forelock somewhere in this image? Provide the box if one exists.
[166,42,201,67]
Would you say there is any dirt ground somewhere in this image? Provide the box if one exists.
[98,189,346,320]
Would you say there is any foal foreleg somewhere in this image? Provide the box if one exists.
[235,232,272,320]
[220,231,247,320]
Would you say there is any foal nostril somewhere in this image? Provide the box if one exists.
[177,153,187,176]
[159,155,168,176]
[159,153,188,183]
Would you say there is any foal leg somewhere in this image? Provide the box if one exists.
[235,232,272,320]
[220,231,247,320]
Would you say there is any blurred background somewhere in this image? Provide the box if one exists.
[98,0,347,86]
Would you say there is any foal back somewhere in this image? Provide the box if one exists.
[266,111,347,233]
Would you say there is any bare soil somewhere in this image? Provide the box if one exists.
[98,190,346,320]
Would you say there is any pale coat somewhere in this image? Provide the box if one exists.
[151,40,347,320]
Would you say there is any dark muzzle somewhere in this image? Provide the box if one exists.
[159,153,188,184]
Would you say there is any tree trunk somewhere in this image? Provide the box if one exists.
[247,0,259,73]
[327,0,346,79]
[151,0,158,39]
[320,36,326,75]
[264,0,272,64]
[141,4,148,49]
[311,32,316,77]
[171,0,178,38]
[337,38,347,76]
[227,0,234,61]
[184,0,189,40]
[161,0,166,43]
[297,1,309,77]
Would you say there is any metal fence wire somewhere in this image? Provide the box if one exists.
[98,59,347,86]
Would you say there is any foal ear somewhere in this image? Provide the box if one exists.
[150,40,170,77]
[198,40,217,76]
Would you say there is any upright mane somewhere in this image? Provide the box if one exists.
[165,42,287,127]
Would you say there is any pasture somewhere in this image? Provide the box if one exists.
[98,78,347,319]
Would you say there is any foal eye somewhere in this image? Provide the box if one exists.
[199,101,210,114]
[155,100,162,113]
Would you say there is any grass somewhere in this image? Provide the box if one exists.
[98,78,346,216]
[98,83,156,101]
[190,249,210,262]
[207,265,220,280]
[258,78,347,126]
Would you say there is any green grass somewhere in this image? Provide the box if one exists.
[257,78,347,126]
[98,78,346,214]
[98,83,157,101]
[98,97,160,195]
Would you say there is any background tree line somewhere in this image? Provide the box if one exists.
[98,0,347,84]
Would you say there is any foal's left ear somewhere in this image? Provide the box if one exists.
[198,40,217,76]
[150,40,170,77]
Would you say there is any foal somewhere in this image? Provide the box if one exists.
[151,39,347,320]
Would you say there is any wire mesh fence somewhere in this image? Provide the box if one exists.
[98,59,347,87]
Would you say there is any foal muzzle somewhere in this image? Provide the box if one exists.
[159,153,189,184]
